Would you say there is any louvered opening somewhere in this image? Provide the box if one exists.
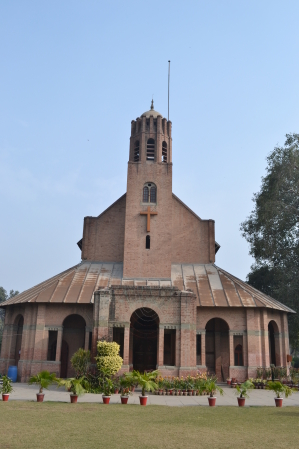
[147,138,155,161]
[134,140,140,162]
[162,141,167,162]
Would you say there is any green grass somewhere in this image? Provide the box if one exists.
[1,402,299,449]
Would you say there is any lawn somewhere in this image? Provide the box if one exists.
[1,402,298,449]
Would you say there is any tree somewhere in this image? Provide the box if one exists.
[241,133,299,351]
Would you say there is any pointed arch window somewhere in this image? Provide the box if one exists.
[234,344,243,366]
[134,141,140,162]
[147,138,155,161]
[162,141,167,163]
[143,182,157,204]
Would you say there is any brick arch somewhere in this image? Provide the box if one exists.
[130,307,159,372]
[61,314,87,378]
[53,308,92,329]
[203,316,230,331]
[268,319,280,334]
[125,303,161,323]
[268,319,281,366]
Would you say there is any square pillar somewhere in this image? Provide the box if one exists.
[229,332,234,367]
[84,328,90,351]
[200,331,206,367]
[56,329,63,362]
[123,326,130,366]
[157,326,164,367]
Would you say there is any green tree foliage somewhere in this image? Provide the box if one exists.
[0,287,19,351]
[95,341,123,378]
[71,349,91,378]
[241,133,299,350]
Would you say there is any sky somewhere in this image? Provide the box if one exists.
[1,1,299,293]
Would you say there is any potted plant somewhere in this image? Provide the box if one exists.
[204,378,224,406]
[58,377,86,403]
[119,376,132,404]
[28,371,57,402]
[128,370,159,405]
[226,378,231,385]
[235,380,254,406]
[0,375,14,401]
[266,381,293,407]
[102,378,114,404]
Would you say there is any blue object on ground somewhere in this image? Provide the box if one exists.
[7,366,18,382]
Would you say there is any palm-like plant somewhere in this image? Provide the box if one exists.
[28,371,57,394]
[127,370,159,397]
[58,377,86,396]
[0,375,14,394]
[204,378,224,398]
[236,380,254,399]
[267,381,293,399]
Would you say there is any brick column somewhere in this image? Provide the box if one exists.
[201,331,206,367]
[93,289,111,359]
[56,328,63,362]
[260,309,270,367]
[229,332,234,367]
[157,326,164,367]
[84,328,90,351]
[123,325,130,366]
[179,293,197,375]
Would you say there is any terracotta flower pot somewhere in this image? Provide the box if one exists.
[102,396,111,404]
[208,397,217,407]
[2,394,9,402]
[237,397,245,407]
[227,380,231,385]
[70,394,78,403]
[275,397,283,407]
[121,396,129,404]
[139,395,148,406]
[36,393,45,402]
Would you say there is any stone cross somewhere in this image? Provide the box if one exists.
[140,206,158,232]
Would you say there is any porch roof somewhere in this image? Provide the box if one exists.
[1,261,294,313]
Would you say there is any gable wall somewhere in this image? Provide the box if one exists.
[171,196,215,264]
[81,195,126,262]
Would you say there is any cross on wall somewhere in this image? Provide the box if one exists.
[140,206,158,232]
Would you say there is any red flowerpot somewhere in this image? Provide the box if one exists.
[139,396,148,406]
[70,394,78,403]
[227,380,231,385]
[114,389,119,394]
[102,396,111,404]
[36,393,45,403]
[275,398,283,407]
[2,394,9,402]
[208,397,217,407]
[121,396,129,404]
[237,397,245,407]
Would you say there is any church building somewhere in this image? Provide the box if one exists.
[0,102,293,382]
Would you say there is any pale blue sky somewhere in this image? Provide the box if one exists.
[1,1,299,293]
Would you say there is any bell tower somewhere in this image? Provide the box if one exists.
[123,102,173,279]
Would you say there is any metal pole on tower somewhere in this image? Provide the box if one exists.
[168,60,170,121]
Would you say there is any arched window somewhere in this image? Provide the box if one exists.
[234,344,243,366]
[147,138,155,161]
[134,141,140,162]
[146,235,150,249]
[143,183,157,204]
[150,185,156,203]
[143,186,149,202]
[162,141,167,163]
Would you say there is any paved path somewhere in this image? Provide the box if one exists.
[4,384,299,406]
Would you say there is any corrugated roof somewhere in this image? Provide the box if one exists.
[1,262,294,313]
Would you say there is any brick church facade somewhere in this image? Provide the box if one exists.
[0,102,294,382]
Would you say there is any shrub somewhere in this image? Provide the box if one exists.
[95,341,123,378]
[71,349,91,378]
[28,371,57,393]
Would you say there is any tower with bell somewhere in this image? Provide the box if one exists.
[123,101,173,279]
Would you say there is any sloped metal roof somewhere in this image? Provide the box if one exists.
[1,261,294,313]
